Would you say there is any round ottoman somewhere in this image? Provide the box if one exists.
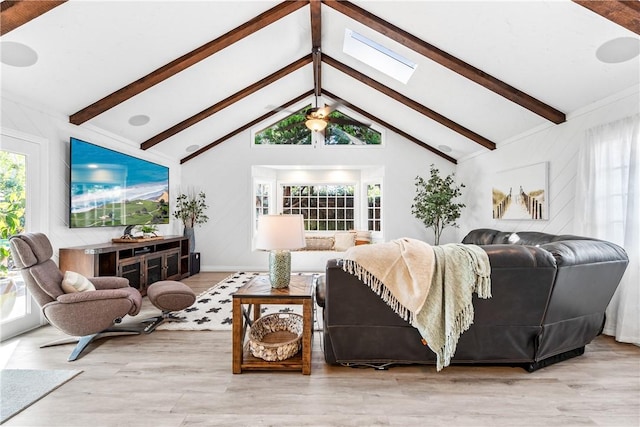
[143,280,196,333]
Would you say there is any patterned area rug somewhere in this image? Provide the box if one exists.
[156,272,321,331]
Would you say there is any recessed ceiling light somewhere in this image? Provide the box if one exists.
[186,144,200,153]
[596,37,640,64]
[128,115,150,126]
[438,145,452,153]
[0,41,38,67]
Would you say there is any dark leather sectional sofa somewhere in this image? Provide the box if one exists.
[316,229,629,371]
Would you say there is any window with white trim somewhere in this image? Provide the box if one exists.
[282,185,355,231]
[367,183,382,232]
[251,166,384,243]
[254,181,272,228]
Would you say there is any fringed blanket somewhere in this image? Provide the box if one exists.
[342,239,491,371]
[417,244,491,371]
[342,238,435,322]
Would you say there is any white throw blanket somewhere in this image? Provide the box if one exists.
[342,239,491,371]
[342,238,435,323]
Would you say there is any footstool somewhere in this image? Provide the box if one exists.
[143,280,196,333]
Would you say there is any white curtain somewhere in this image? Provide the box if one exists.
[575,114,639,346]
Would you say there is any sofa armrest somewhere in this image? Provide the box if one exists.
[540,240,628,267]
[480,244,556,268]
[316,274,326,308]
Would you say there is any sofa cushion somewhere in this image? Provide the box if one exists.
[305,236,334,251]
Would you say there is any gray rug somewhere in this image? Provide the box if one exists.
[0,369,82,424]
[156,272,321,331]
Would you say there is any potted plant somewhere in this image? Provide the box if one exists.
[136,224,159,238]
[411,164,465,245]
[173,191,209,253]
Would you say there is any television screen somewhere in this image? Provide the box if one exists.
[69,137,169,228]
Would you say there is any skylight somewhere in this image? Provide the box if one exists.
[343,29,417,84]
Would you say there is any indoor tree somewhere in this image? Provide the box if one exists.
[411,164,465,245]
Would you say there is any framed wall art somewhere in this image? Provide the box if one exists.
[492,162,548,220]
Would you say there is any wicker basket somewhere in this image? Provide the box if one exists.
[249,313,303,361]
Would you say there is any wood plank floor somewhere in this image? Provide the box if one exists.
[1,272,639,427]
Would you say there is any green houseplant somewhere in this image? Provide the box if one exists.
[173,191,209,253]
[1,152,26,318]
[136,224,158,238]
[411,164,465,245]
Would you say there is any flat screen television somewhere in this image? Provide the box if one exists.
[69,137,169,228]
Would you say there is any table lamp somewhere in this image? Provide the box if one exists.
[255,214,306,288]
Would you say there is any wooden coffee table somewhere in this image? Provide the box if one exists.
[232,274,315,374]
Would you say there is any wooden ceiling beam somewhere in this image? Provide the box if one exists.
[310,0,322,97]
[69,0,309,125]
[322,54,496,150]
[322,90,456,164]
[322,0,566,125]
[142,55,312,150]
[181,90,314,163]
[312,49,322,97]
[1,0,66,36]
[310,0,322,49]
[573,1,640,35]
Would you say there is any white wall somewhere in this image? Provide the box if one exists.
[1,93,453,271]
[181,131,455,271]
[4,84,637,273]
[0,94,182,264]
[457,86,640,239]
[4,83,637,273]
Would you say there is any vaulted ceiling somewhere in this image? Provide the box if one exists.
[2,0,639,164]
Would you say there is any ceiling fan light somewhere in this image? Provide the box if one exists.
[306,118,328,132]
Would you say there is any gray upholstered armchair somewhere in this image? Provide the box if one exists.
[9,233,143,361]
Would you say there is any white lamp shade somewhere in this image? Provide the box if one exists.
[255,214,306,250]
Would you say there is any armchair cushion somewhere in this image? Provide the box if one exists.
[62,271,96,293]
[56,288,142,316]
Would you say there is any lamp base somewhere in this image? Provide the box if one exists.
[269,250,291,288]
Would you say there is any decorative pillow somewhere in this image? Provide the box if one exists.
[304,236,335,251]
[61,271,96,293]
[355,230,372,245]
[334,232,357,252]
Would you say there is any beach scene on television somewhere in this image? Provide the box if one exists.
[70,138,169,228]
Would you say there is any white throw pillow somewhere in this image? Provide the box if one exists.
[62,271,96,293]
[334,232,356,252]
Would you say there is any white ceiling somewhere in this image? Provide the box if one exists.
[1,1,638,163]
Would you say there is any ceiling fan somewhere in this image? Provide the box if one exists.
[303,96,369,131]
[302,48,371,132]
[274,95,372,133]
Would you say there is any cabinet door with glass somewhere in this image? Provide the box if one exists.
[164,249,181,281]
[118,257,143,292]
[145,254,164,287]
